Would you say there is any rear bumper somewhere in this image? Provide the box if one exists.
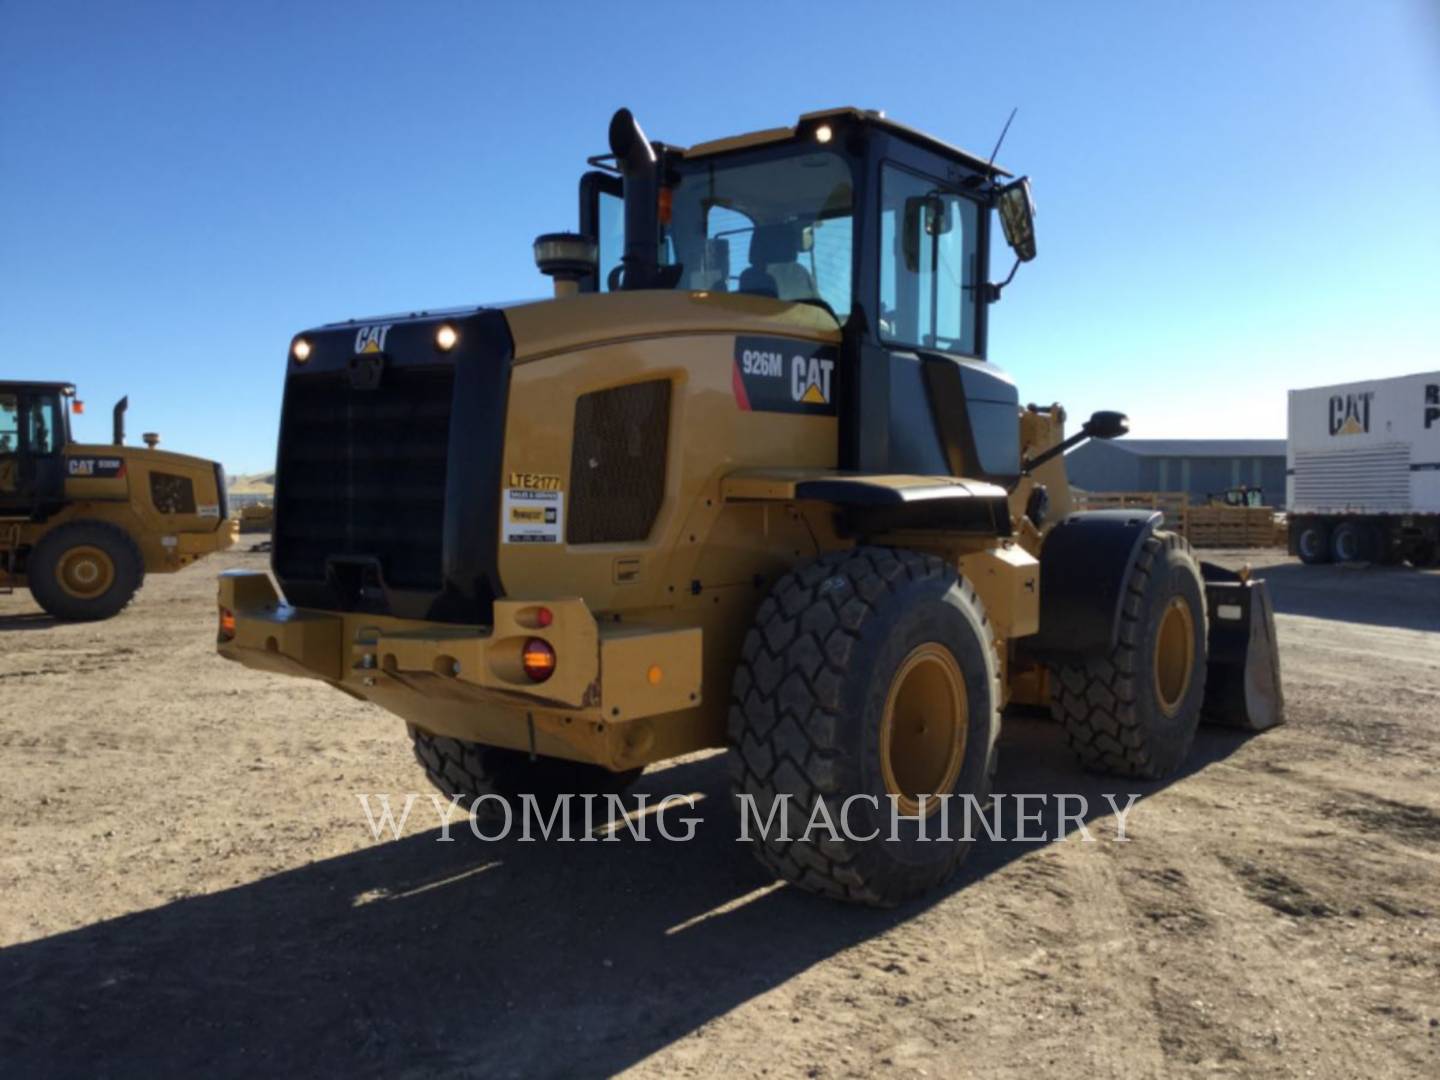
[180,518,238,554]
[215,570,704,770]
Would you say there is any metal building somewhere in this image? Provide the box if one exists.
[1064,439,1287,503]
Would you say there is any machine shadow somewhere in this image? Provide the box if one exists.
[0,718,1254,1078]
[0,612,57,632]
[1255,561,1440,631]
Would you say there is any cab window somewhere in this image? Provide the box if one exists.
[879,163,979,355]
[0,394,17,455]
[28,396,60,454]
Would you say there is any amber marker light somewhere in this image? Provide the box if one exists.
[218,608,236,642]
[522,638,556,682]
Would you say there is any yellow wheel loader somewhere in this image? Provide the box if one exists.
[1,383,235,620]
[217,108,1283,905]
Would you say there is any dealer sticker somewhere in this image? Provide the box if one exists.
[503,488,563,544]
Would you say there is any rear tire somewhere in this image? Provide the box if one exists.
[27,520,144,622]
[1296,519,1332,564]
[727,546,1000,907]
[1048,531,1207,780]
[408,726,641,816]
[1330,520,1377,563]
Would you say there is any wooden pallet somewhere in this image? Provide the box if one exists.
[1072,492,1283,548]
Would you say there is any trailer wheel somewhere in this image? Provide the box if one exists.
[727,546,1000,907]
[1296,520,1332,565]
[27,520,144,621]
[1330,520,1378,563]
[1049,531,1207,780]
[409,726,641,817]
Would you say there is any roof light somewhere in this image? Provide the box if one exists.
[815,124,833,144]
[436,324,459,351]
[291,337,312,363]
[522,638,556,683]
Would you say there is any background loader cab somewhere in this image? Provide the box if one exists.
[1,380,235,621]
[0,382,71,516]
[220,107,1283,906]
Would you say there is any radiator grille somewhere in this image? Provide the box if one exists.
[567,380,671,544]
[273,366,453,591]
[149,471,197,515]
[1292,442,1411,513]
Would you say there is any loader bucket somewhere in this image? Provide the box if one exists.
[1199,563,1285,731]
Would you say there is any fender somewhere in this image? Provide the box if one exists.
[1027,509,1163,661]
[721,468,1012,535]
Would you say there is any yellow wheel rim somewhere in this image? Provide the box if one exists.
[880,642,968,818]
[57,545,115,600]
[1153,596,1196,717]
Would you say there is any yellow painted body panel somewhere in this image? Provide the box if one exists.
[219,292,1075,767]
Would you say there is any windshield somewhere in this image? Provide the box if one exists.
[662,150,855,318]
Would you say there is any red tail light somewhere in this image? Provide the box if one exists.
[522,638,556,682]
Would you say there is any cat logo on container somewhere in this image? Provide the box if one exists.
[732,336,838,416]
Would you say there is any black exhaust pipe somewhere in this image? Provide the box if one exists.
[608,108,664,290]
[113,396,128,446]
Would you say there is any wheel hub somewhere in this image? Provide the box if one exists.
[880,643,968,818]
[1153,596,1196,717]
[57,545,115,600]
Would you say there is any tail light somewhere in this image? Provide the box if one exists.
[218,607,236,642]
[522,638,556,682]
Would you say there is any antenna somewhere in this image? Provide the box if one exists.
[984,107,1018,176]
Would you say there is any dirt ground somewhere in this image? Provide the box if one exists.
[2,542,1438,1078]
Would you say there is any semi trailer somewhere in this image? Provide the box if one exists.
[1287,370,1440,565]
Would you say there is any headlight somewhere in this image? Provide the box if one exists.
[435,324,459,351]
[291,337,312,363]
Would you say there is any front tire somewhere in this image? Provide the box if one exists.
[1048,531,1207,779]
[727,547,1000,907]
[27,521,144,621]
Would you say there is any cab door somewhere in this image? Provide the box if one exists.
[0,390,66,515]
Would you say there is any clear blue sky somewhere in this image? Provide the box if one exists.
[3,1,1438,474]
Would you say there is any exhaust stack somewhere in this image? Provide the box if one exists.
[608,108,663,290]
[113,396,128,446]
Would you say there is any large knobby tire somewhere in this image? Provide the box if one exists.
[27,520,144,622]
[408,725,641,817]
[1048,531,1207,779]
[727,547,1000,907]
[1296,520,1332,565]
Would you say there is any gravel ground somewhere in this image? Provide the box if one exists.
[1,543,1437,1078]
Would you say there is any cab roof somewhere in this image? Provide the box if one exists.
[679,107,1012,179]
[0,381,76,395]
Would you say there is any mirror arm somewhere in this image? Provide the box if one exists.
[1023,427,1089,473]
[984,256,1022,303]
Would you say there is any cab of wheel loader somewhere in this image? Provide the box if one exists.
[0,381,74,513]
[563,108,1038,486]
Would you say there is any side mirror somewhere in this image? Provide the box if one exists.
[997,177,1036,263]
[1083,410,1129,440]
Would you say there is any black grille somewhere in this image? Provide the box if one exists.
[567,380,671,544]
[149,471,197,514]
[274,366,453,593]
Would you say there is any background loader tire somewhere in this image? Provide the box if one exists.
[27,521,144,622]
[1048,531,1207,780]
[727,546,1001,907]
[409,726,641,817]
